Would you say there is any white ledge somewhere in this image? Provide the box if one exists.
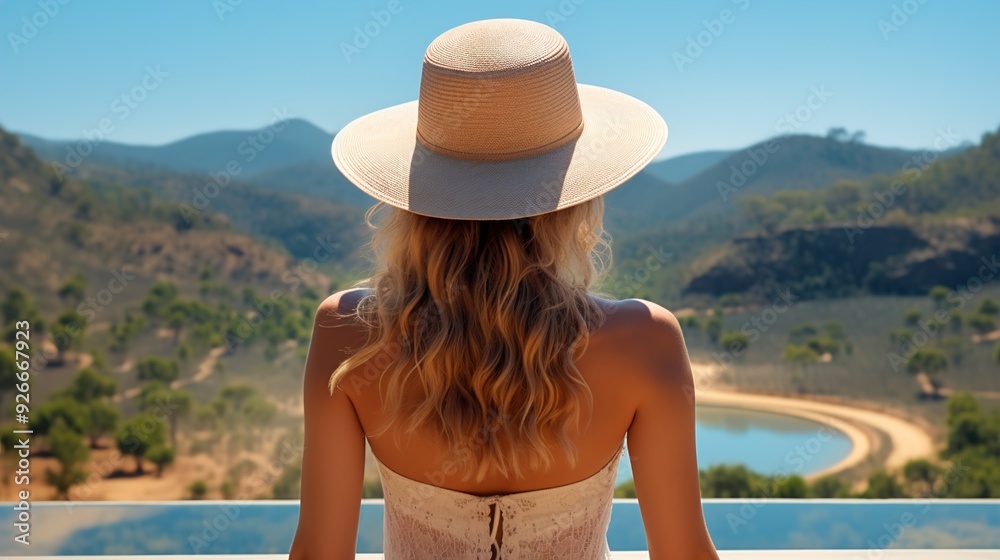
[19,552,1000,559]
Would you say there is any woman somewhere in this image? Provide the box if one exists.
[289,18,719,560]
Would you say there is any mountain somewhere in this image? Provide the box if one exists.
[0,127,330,302]
[64,161,370,265]
[682,127,1000,300]
[19,125,968,237]
[19,118,334,179]
[606,135,929,228]
[645,150,732,183]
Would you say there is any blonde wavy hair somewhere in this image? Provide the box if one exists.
[329,197,611,481]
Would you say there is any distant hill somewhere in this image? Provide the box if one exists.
[66,161,370,265]
[606,135,930,228]
[0,127,330,302]
[682,127,1000,300]
[22,126,945,232]
[645,150,732,183]
[19,118,334,178]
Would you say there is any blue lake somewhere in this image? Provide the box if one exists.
[626,405,856,483]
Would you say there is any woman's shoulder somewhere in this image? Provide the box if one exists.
[590,296,682,337]
[308,289,373,357]
[314,288,372,323]
[589,296,691,390]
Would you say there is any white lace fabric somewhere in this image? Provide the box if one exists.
[373,440,626,560]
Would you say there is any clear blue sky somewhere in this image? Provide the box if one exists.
[1,0,998,157]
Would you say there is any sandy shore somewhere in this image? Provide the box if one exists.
[691,363,937,482]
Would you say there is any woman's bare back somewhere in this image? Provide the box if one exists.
[336,289,656,494]
[291,288,719,559]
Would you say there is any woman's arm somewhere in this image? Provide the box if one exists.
[626,304,720,560]
[289,292,368,560]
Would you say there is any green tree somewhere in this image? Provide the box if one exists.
[969,313,996,335]
[109,312,148,351]
[789,324,820,343]
[33,397,88,438]
[58,273,87,303]
[142,281,180,318]
[699,464,759,498]
[135,357,180,384]
[863,470,905,498]
[2,288,46,338]
[188,479,208,499]
[116,414,167,474]
[905,348,948,375]
[50,309,88,361]
[138,384,193,448]
[146,445,175,477]
[978,297,1000,316]
[719,331,750,354]
[929,285,950,308]
[774,475,808,498]
[903,459,942,497]
[83,401,120,448]
[809,475,851,498]
[220,384,258,412]
[64,367,117,402]
[783,344,820,363]
[903,308,922,326]
[45,418,89,499]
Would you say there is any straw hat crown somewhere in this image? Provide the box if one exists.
[332,18,667,220]
[416,19,584,162]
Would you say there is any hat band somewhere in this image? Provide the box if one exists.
[415,119,585,162]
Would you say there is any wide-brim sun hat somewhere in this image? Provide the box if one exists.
[332,18,667,220]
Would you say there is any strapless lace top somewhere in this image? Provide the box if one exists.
[372,440,626,560]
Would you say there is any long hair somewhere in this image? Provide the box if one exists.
[329,197,611,481]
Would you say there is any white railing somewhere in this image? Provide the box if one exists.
[19,552,1000,559]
